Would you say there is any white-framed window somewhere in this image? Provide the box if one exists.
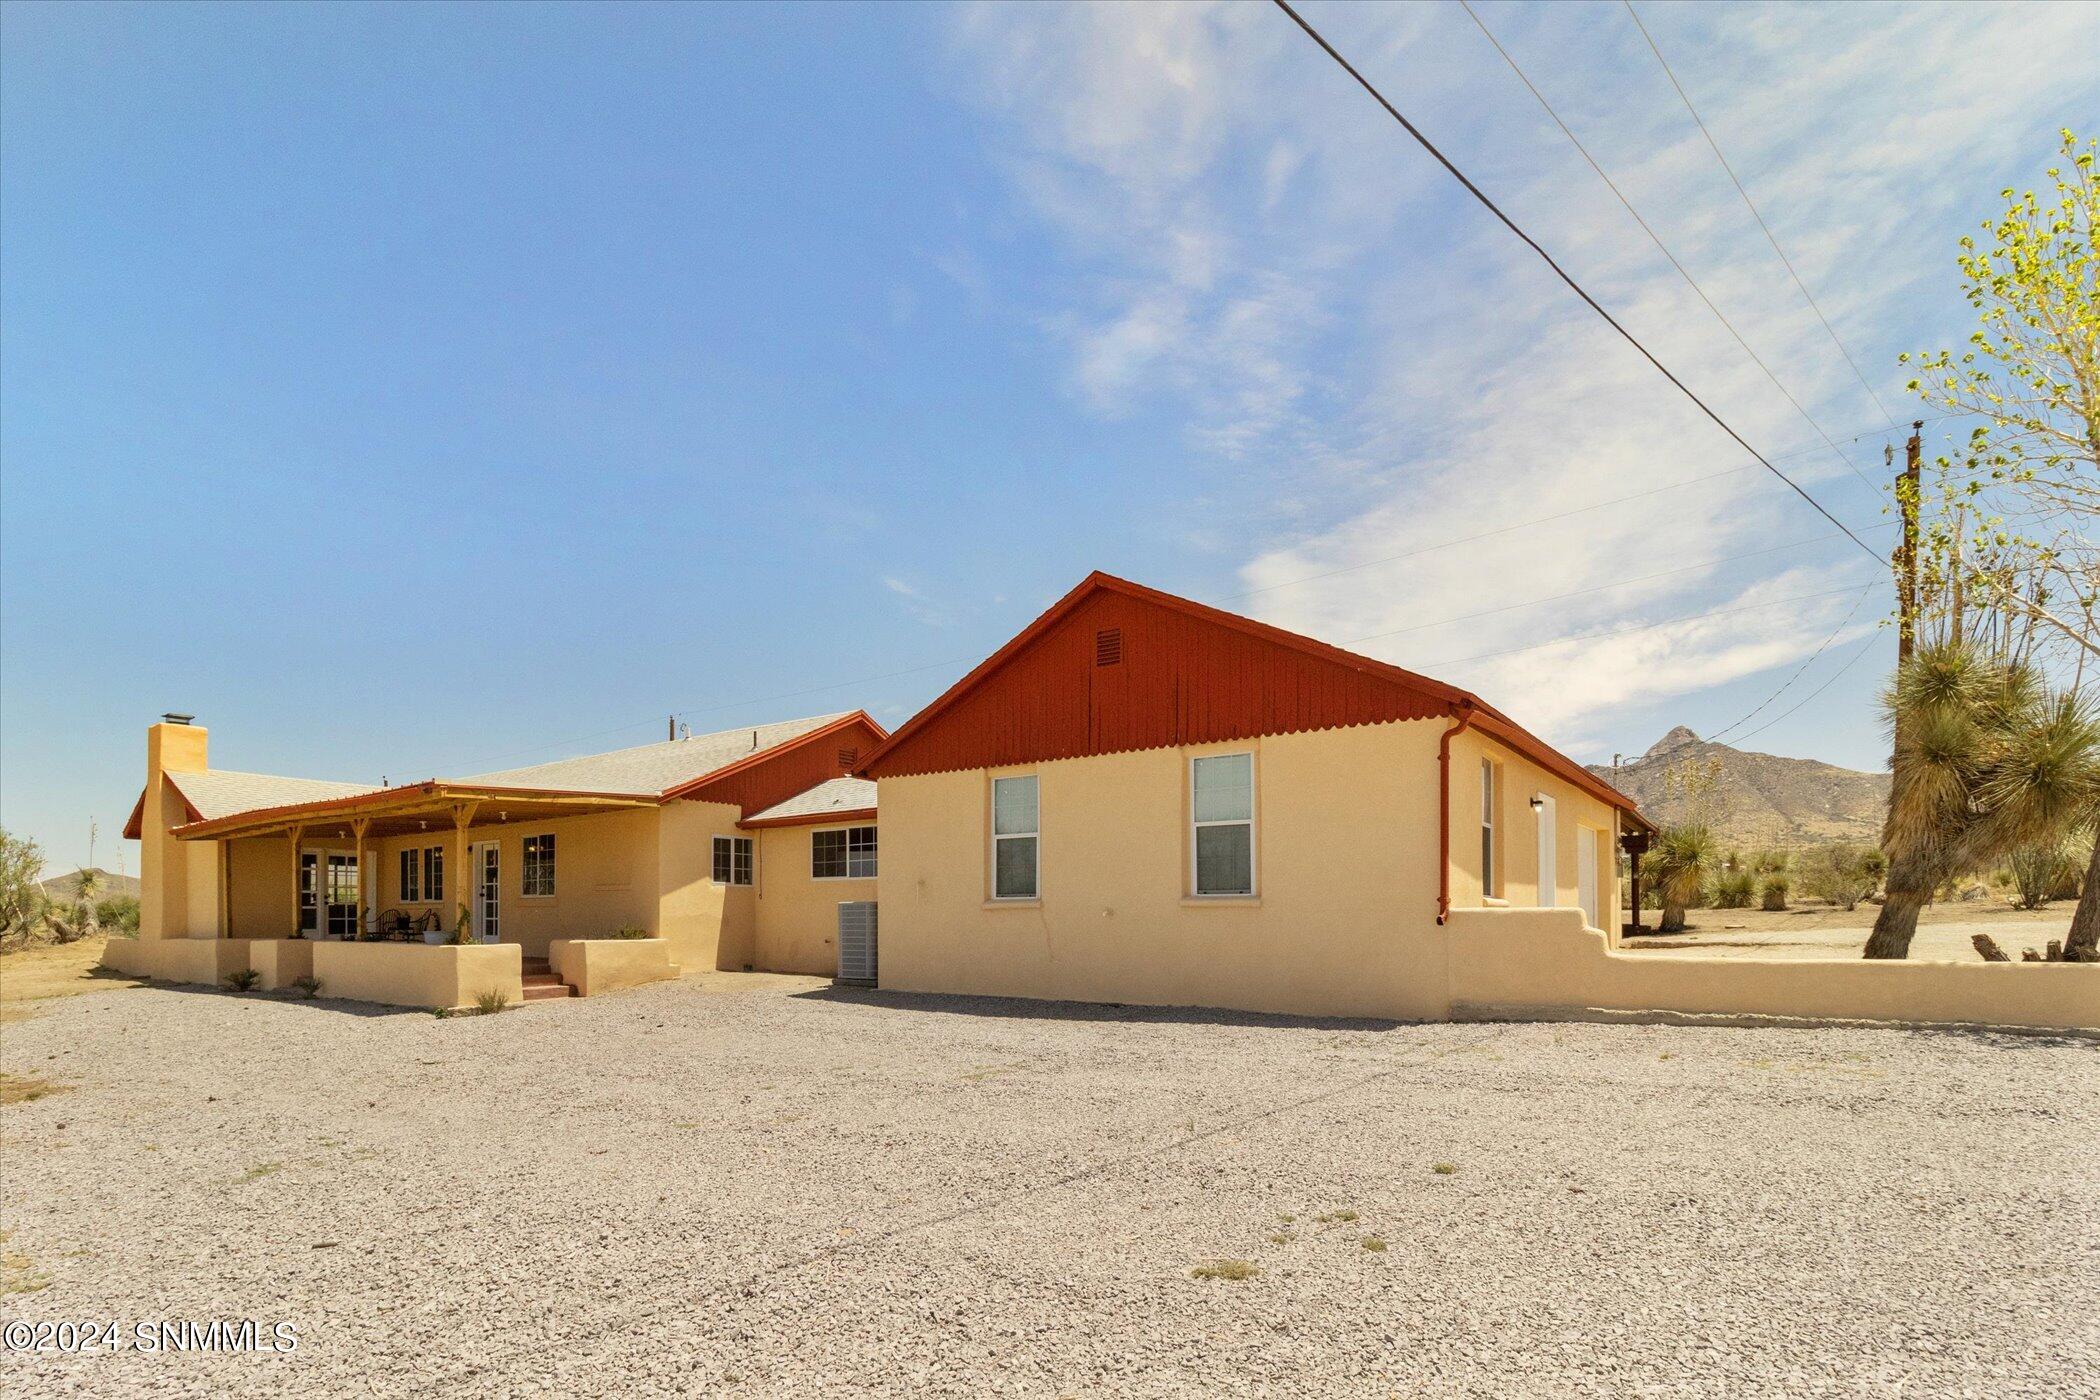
[521,833,556,897]
[399,848,420,903]
[991,774,1038,900]
[423,846,444,904]
[1190,752,1255,897]
[812,826,877,880]
[712,835,753,886]
[1480,758,1498,898]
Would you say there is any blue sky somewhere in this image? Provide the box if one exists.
[4,1,2095,875]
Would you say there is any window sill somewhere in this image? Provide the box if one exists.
[1483,896,1509,908]
[983,899,1041,910]
[1181,896,1260,908]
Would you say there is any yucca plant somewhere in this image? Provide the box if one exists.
[1865,644,2100,957]
[1646,825,1717,933]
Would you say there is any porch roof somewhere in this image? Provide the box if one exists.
[171,781,661,842]
[146,711,876,842]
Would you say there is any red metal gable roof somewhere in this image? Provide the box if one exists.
[857,572,1643,818]
[663,711,890,815]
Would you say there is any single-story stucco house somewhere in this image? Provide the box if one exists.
[109,569,2097,1031]
[858,571,1651,1021]
[113,709,885,1003]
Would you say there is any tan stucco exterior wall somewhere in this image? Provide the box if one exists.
[876,721,1451,1019]
[750,825,875,976]
[1444,727,1622,939]
[657,799,754,972]
[874,719,1633,1021]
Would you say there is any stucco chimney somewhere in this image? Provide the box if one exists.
[140,718,211,939]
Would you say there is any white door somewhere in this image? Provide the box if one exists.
[1534,794,1557,908]
[472,842,501,944]
[1576,826,1599,929]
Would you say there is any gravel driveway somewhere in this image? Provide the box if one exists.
[4,973,2095,1397]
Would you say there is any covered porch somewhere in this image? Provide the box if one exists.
[176,780,661,950]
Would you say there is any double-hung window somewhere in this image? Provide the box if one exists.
[1190,753,1255,896]
[423,846,444,904]
[399,849,421,903]
[522,834,556,897]
[991,775,1038,900]
[812,826,877,880]
[712,835,753,886]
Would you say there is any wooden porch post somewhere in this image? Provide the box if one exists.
[287,824,304,938]
[351,817,370,937]
[449,802,478,941]
[218,841,232,939]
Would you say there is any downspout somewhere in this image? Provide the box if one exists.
[1436,702,1477,925]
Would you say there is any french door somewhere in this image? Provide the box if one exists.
[472,842,501,944]
[324,852,360,938]
[298,852,320,935]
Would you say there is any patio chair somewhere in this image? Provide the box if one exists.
[373,909,414,941]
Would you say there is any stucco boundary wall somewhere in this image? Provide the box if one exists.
[101,938,524,1011]
[100,936,246,986]
[310,942,523,1011]
[547,938,679,997]
[1441,909,2100,1036]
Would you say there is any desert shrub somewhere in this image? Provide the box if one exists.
[1798,843,1887,910]
[1751,849,1791,875]
[1648,826,1718,932]
[2007,841,2079,910]
[473,989,510,1015]
[95,895,140,933]
[608,925,651,940]
[290,975,323,999]
[0,830,45,941]
[1712,869,1756,908]
[1760,876,1790,911]
[223,968,262,992]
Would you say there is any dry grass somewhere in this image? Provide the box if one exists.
[1190,1259,1259,1281]
[0,936,141,1011]
[1,1232,49,1295]
[0,1072,68,1106]
[1432,1162,1458,1175]
[1361,1236,1388,1252]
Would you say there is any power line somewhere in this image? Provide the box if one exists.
[1630,583,1879,770]
[1268,0,1884,563]
[1622,0,1902,432]
[1731,632,1880,745]
[1346,528,1891,647]
[1458,0,1889,500]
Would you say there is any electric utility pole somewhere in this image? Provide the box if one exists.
[1895,422,1923,667]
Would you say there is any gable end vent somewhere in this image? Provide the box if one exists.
[1095,628,1123,667]
[837,746,859,769]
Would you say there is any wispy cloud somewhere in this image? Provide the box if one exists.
[944,0,2099,752]
[881,574,958,629]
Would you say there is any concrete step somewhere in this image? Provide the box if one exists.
[520,982,576,1001]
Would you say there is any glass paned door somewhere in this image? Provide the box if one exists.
[298,852,319,935]
[473,843,501,944]
[325,853,360,938]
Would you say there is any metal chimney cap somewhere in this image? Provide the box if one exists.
[161,712,196,725]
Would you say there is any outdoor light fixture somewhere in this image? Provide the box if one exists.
[1529,795,1545,813]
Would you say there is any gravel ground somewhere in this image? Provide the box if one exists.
[3,973,2096,1397]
